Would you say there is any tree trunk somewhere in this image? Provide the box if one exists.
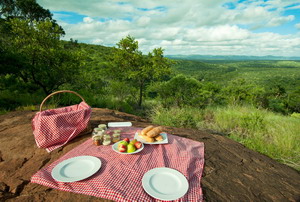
[138,81,143,107]
[30,69,50,95]
[30,52,50,95]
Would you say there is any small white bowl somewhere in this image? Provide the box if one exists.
[112,141,144,155]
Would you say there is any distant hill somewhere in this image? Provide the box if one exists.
[166,55,300,61]
[75,43,300,61]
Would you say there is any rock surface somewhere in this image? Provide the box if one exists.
[0,108,299,201]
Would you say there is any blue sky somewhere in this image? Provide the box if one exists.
[37,0,300,56]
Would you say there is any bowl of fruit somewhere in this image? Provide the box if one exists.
[112,138,144,154]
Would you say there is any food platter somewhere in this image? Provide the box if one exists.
[51,156,101,182]
[134,132,168,144]
[112,141,144,154]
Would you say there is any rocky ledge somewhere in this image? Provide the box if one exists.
[0,108,299,201]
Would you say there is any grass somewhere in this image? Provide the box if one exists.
[150,105,300,170]
[16,105,39,111]
[14,104,59,112]
[0,110,8,115]
[151,105,204,128]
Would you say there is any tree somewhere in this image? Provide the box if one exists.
[0,0,70,95]
[0,0,64,32]
[1,0,51,21]
[154,74,219,108]
[287,87,300,113]
[156,75,200,107]
[110,35,172,107]
[6,18,82,94]
[221,78,265,106]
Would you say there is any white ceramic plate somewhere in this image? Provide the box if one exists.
[134,132,168,144]
[51,156,101,182]
[112,141,144,154]
[142,167,189,201]
[108,122,132,127]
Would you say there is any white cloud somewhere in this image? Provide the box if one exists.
[83,17,94,23]
[266,15,295,27]
[36,0,300,56]
[137,16,151,26]
[91,38,103,44]
[184,25,250,42]
[38,0,135,18]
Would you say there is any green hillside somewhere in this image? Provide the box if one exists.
[172,59,300,89]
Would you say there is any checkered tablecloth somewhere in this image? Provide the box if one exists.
[31,127,205,201]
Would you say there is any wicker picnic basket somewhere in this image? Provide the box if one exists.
[32,90,92,152]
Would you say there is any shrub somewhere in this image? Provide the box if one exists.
[291,113,300,119]
[150,105,203,128]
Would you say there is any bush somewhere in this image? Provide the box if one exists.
[268,99,288,114]
[0,90,44,111]
[291,113,300,119]
[150,105,203,128]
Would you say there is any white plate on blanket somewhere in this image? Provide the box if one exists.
[134,132,168,144]
[142,167,189,201]
[51,156,101,182]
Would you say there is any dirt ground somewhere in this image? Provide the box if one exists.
[0,108,299,201]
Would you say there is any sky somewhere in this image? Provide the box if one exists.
[36,0,300,56]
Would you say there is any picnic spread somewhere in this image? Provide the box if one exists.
[1,107,300,201]
[30,91,205,201]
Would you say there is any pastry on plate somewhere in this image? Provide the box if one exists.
[139,126,165,143]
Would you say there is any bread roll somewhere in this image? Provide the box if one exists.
[141,125,155,136]
[146,126,163,138]
[138,132,155,142]
[154,135,163,141]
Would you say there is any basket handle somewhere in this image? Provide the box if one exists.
[39,90,86,112]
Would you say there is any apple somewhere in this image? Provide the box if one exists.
[119,140,128,146]
[123,138,130,143]
[130,139,137,145]
[118,143,127,152]
[127,143,136,153]
[134,141,142,149]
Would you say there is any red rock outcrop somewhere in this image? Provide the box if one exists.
[0,108,299,201]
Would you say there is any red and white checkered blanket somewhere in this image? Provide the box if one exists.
[32,101,91,152]
[31,127,204,201]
